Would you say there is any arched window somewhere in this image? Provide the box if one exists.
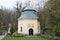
[38,26,40,32]
[21,27,22,32]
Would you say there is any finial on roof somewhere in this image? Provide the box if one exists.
[28,0,31,6]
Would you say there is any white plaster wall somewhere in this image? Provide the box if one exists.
[18,19,40,35]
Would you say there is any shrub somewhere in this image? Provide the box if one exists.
[55,32,60,37]
[10,26,15,35]
[55,28,60,37]
[12,31,24,37]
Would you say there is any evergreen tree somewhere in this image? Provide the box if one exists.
[10,25,15,34]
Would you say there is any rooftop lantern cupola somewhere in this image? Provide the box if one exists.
[18,0,38,20]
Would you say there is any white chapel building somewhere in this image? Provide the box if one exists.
[18,6,40,36]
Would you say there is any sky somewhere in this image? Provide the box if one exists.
[0,0,48,9]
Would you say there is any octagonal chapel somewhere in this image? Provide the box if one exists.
[18,6,40,36]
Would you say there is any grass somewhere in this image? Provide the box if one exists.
[2,35,50,40]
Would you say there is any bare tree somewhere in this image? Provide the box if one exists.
[14,0,28,17]
[37,1,48,34]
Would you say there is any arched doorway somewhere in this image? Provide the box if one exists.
[29,28,33,36]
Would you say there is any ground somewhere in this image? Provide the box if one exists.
[0,33,7,40]
[2,35,50,40]
[0,35,5,40]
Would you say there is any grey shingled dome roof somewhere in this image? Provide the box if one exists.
[23,6,36,12]
[18,6,38,20]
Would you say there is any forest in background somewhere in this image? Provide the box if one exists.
[0,0,60,38]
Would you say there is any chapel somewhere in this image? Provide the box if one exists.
[18,6,40,36]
